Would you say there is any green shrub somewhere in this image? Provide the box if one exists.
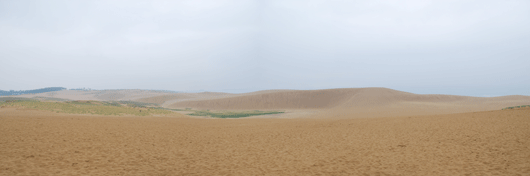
[103,102,122,107]
[188,110,284,118]
[502,105,530,110]
[0,97,33,102]
[117,101,156,108]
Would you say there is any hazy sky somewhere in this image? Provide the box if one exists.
[1,0,529,96]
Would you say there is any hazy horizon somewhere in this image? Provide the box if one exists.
[1,86,528,98]
[1,0,529,97]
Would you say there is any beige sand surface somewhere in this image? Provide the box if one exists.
[9,88,530,116]
[1,106,529,175]
[137,92,235,107]
[169,88,530,117]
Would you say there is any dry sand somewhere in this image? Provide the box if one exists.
[138,92,235,107]
[1,106,529,175]
[169,88,530,117]
[10,88,530,116]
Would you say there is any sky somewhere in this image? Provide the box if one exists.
[1,0,529,96]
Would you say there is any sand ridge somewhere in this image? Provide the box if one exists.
[8,88,530,118]
[168,88,530,117]
[170,88,360,110]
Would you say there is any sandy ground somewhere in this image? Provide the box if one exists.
[1,107,529,175]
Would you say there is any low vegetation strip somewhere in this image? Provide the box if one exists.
[188,110,284,118]
[0,97,34,101]
[0,100,174,116]
[116,101,158,107]
[502,105,530,110]
[150,107,186,111]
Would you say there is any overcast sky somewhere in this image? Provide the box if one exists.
[1,0,529,96]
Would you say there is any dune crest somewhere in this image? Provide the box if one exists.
[168,88,530,117]
[8,87,530,118]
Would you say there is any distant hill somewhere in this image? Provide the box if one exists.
[0,87,66,96]
[167,88,530,118]
[4,87,530,118]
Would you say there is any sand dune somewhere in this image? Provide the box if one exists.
[168,88,530,117]
[1,107,529,175]
[170,88,359,110]
[3,88,530,175]
[7,87,530,118]
[135,94,196,104]
[134,92,235,107]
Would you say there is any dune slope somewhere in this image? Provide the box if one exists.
[7,88,530,118]
[170,88,361,110]
[169,88,530,117]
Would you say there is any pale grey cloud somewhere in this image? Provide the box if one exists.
[1,0,529,96]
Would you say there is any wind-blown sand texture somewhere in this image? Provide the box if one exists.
[2,88,530,175]
[169,88,530,118]
[9,88,530,116]
[1,107,529,175]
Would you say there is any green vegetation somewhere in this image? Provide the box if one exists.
[34,96,70,102]
[502,105,530,110]
[188,110,284,118]
[0,97,33,102]
[150,107,185,111]
[116,101,157,108]
[102,101,122,107]
[0,98,285,118]
[0,96,69,102]
[0,100,174,116]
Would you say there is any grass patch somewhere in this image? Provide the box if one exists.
[1,100,174,116]
[102,101,122,107]
[150,107,185,111]
[168,108,186,111]
[116,101,157,108]
[502,105,530,110]
[33,96,70,102]
[0,97,33,102]
[188,110,284,118]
